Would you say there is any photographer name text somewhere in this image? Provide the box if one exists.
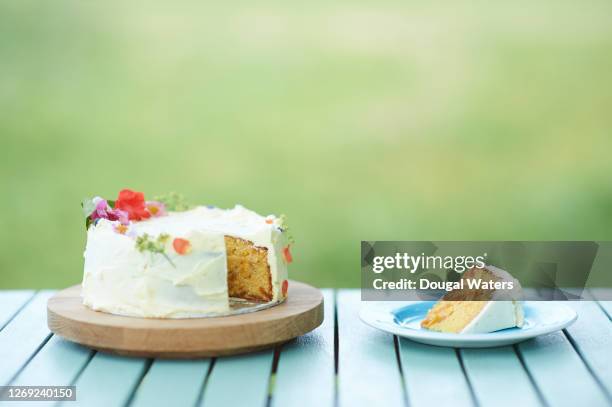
[372,278,515,292]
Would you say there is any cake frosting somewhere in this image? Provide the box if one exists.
[459,265,524,333]
[460,300,524,334]
[82,194,290,318]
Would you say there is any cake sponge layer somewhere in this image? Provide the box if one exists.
[225,236,273,302]
[421,301,487,333]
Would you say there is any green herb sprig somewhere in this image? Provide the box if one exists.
[153,192,193,212]
[278,214,295,244]
[135,233,175,267]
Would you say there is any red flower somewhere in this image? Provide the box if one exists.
[282,280,289,297]
[115,189,151,221]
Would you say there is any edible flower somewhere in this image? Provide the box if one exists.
[115,189,151,221]
[145,201,167,217]
[283,246,293,264]
[90,198,129,225]
[113,223,129,235]
[173,238,192,255]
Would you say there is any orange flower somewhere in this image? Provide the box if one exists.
[283,246,293,263]
[115,189,151,221]
[113,224,129,234]
[282,280,289,296]
[173,238,192,255]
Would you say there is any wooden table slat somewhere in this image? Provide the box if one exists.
[0,289,610,407]
[130,359,211,407]
[589,289,612,320]
[398,339,473,407]
[273,289,335,407]
[596,302,612,320]
[61,353,149,407]
[11,335,93,387]
[517,323,610,407]
[598,302,612,320]
[563,301,612,399]
[461,347,542,407]
[0,291,55,385]
[0,290,35,331]
[199,351,274,407]
[337,291,405,407]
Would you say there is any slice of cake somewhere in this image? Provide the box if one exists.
[81,189,292,318]
[420,265,524,334]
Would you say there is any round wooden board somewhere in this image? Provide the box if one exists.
[47,280,323,358]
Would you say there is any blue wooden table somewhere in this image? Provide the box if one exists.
[1,290,611,407]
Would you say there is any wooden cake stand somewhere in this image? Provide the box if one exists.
[47,280,323,358]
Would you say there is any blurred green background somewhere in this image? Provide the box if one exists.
[1,1,611,289]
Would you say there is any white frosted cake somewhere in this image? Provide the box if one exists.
[421,265,524,334]
[81,189,291,318]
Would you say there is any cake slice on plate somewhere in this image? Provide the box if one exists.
[421,265,524,334]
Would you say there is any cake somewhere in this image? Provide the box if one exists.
[81,189,292,318]
[420,265,524,333]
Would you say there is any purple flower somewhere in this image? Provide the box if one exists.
[108,208,129,225]
[90,199,110,220]
[90,198,130,225]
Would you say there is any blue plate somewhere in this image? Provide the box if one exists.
[359,301,577,348]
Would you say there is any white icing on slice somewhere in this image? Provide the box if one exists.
[460,301,524,334]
